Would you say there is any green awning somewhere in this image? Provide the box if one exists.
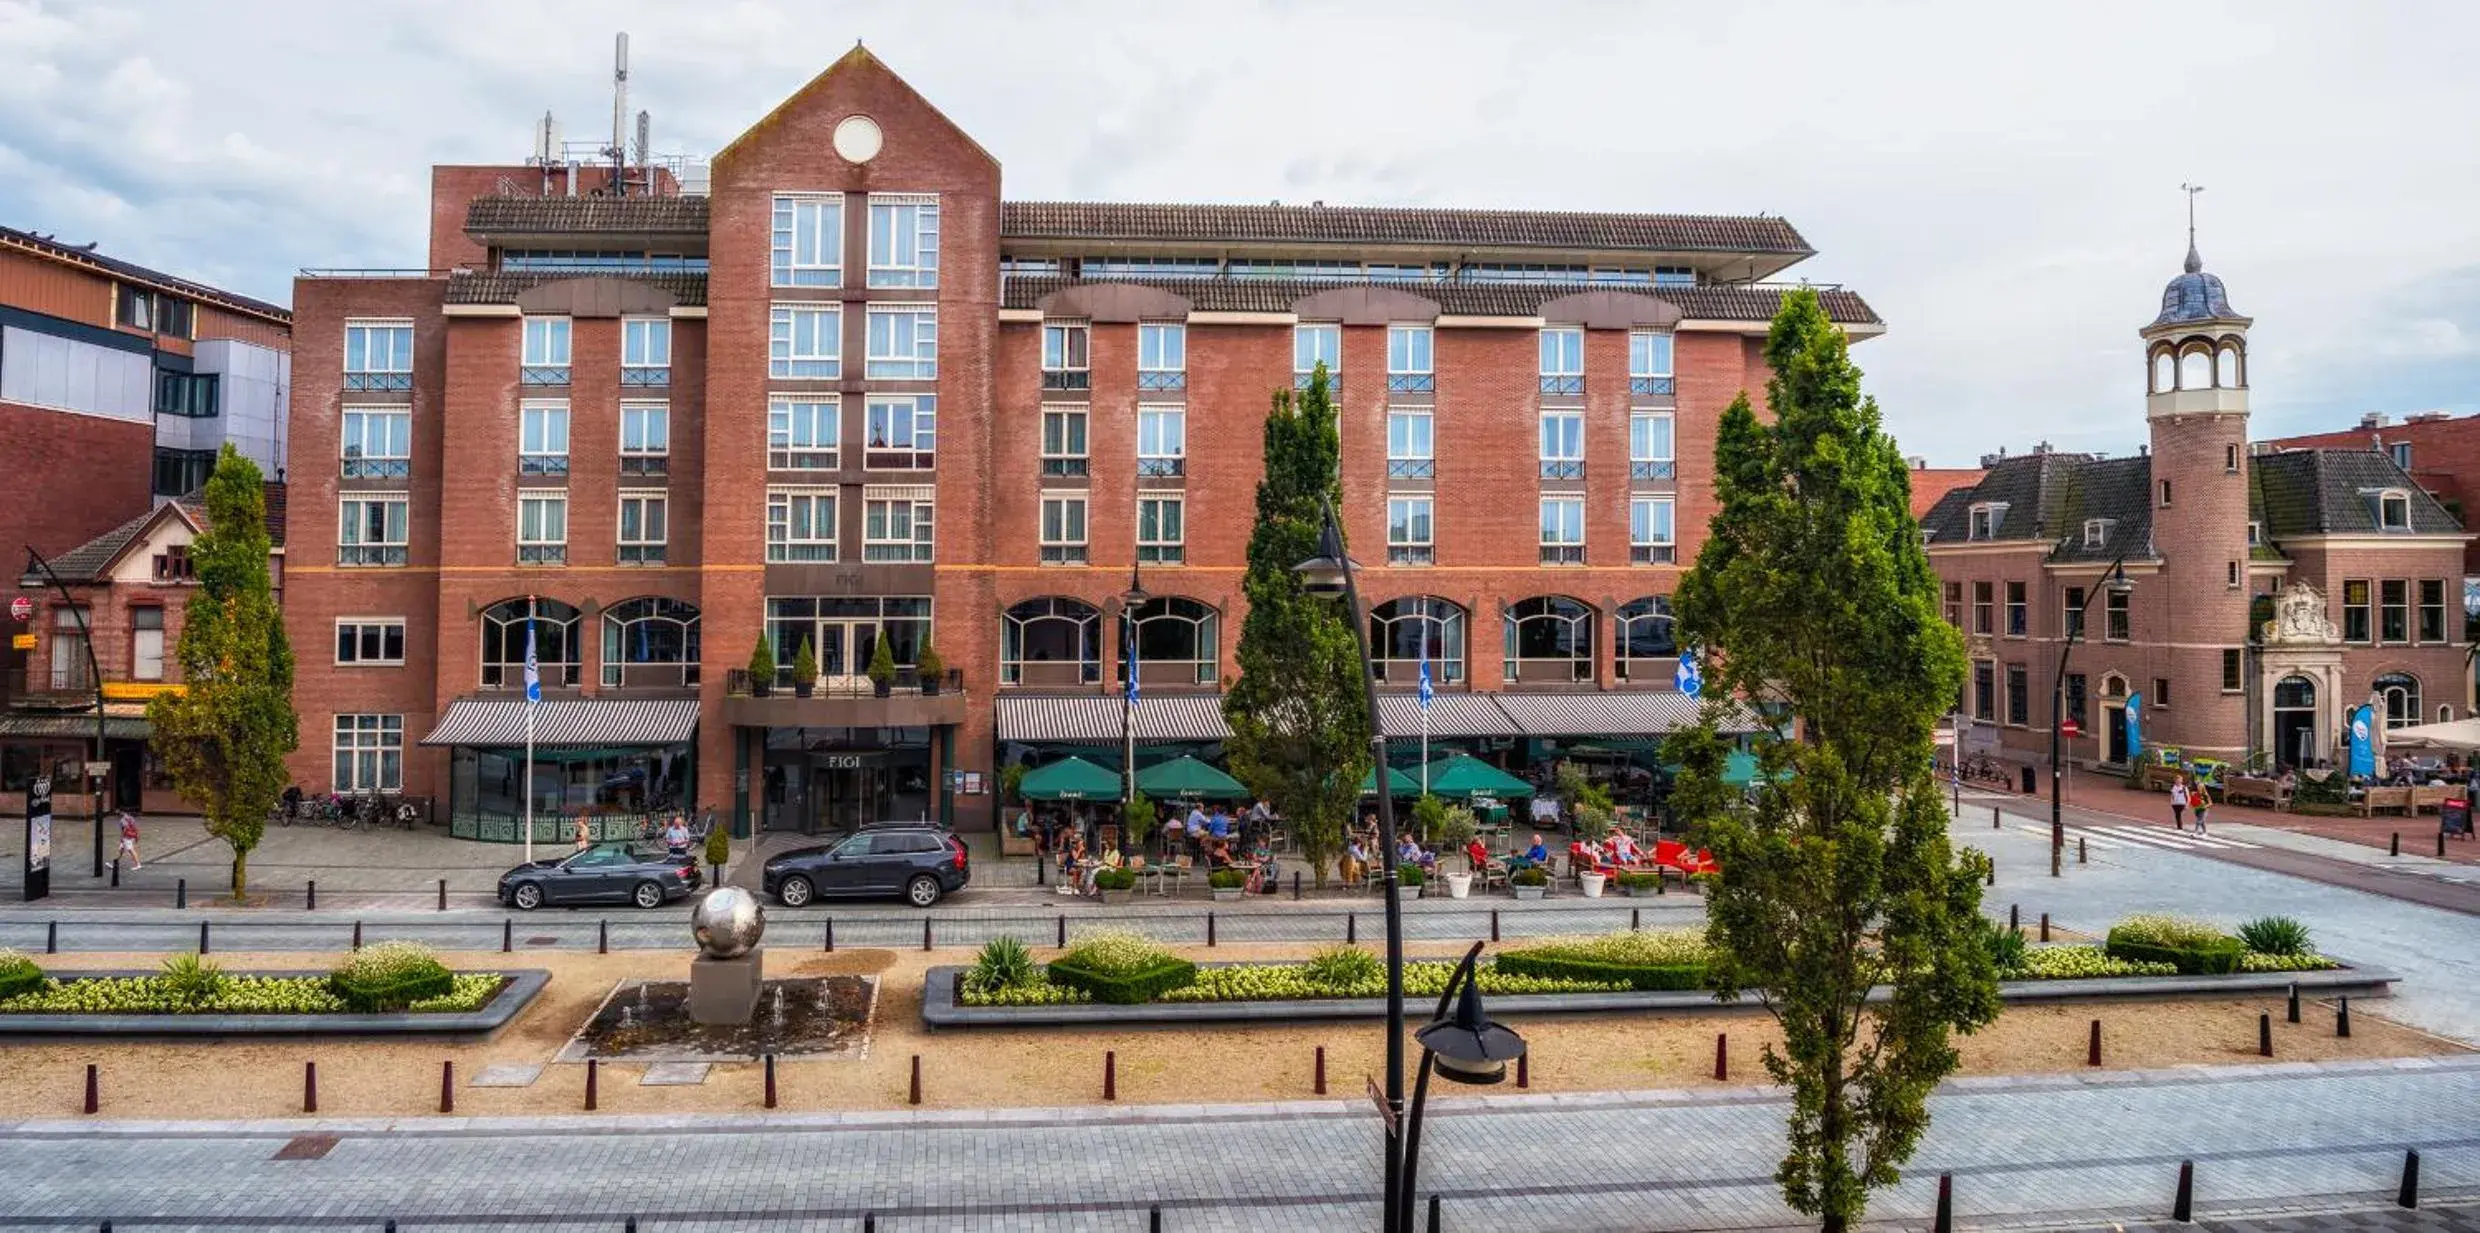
[1665,751,1782,787]
[1137,755,1249,801]
[1359,764,1424,797]
[1018,755,1122,801]
[1418,753,1535,800]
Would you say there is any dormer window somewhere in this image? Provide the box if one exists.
[2379,491,2412,531]
[2247,521,2263,547]
[1967,502,2007,541]
[2082,518,2113,549]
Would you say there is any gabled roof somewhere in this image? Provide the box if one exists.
[998,202,1813,256]
[0,225,291,323]
[1001,275,1880,325]
[1918,452,2155,564]
[2251,449,2463,537]
[25,502,200,586]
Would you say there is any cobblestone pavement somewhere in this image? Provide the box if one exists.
[0,1059,2472,1231]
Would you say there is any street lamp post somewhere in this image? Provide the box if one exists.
[1395,941,1528,1231]
[1119,562,1147,821]
[2051,553,2136,876]
[23,548,108,878]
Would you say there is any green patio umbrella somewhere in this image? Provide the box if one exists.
[1137,755,1249,801]
[1417,753,1535,800]
[1358,764,1424,797]
[1017,755,1122,801]
[1660,752,1783,788]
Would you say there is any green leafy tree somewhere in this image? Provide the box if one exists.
[1222,363,1370,887]
[146,445,297,899]
[1669,289,2000,1232]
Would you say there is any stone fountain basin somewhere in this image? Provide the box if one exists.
[556,976,878,1063]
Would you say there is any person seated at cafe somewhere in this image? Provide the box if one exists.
[1510,834,1551,871]
[1342,837,1370,886]
[1247,838,1277,892]
[1206,807,1233,842]
[1465,836,1490,873]
[1162,807,1186,855]
[1082,841,1124,896]
[1607,830,1641,866]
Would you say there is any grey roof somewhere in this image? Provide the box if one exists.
[443,270,710,307]
[999,201,1814,255]
[2251,449,2463,537]
[1919,452,2155,564]
[463,195,712,237]
[2150,244,2246,329]
[1001,275,1881,325]
[27,501,198,585]
[0,225,291,322]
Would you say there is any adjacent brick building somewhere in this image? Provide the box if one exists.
[1924,239,2469,780]
[282,48,1881,842]
[2269,411,2480,575]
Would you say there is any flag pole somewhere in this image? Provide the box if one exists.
[522,596,538,865]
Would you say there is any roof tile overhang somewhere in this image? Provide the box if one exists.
[999,201,1814,257]
[1003,275,1880,328]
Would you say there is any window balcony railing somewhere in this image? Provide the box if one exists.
[620,455,670,478]
[343,372,413,392]
[47,663,95,694]
[1387,459,1436,479]
[620,367,670,388]
[1388,373,1436,393]
[1629,376,1676,397]
[339,545,408,567]
[864,449,936,471]
[1629,544,1677,565]
[520,365,570,387]
[1540,460,1586,480]
[728,666,963,698]
[768,450,835,471]
[1137,370,1187,392]
[1388,545,1434,566]
[1136,545,1185,564]
[518,544,568,565]
[1630,460,1677,480]
[1040,545,1090,565]
[1293,373,1340,393]
[618,545,666,566]
[1041,369,1091,391]
[484,663,581,690]
[519,455,570,477]
[1539,544,1585,565]
[343,458,411,479]
[1539,375,1584,396]
[1002,660,1101,689]
[1041,457,1090,478]
[1138,458,1185,478]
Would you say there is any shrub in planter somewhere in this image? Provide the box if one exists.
[916,643,946,695]
[1510,866,1549,887]
[1047,930,1198,1004]
[0,949,42,1002]
[791,637,819,697]
[1979,915,2028,974]
[1410,794,1449,845]
[1616,871,1662,896]
[2238,951,2342,973]
[965,936,1037,996]
[747,635,777,696]
[704,822,730,871]
[159,953,227,1008]
[328,941,456,1012]
[2104,914,2246,975]
[1207,868,1246,890]
[1495,930,1709,991]
[866,637,898,697]
[1302,944,1383,991]
[1396,862,1427,888]
[1093,867,1138,893]
[2236,915,2313,957]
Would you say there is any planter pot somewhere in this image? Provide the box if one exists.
[1512,884,1546,901]
[749,681,773,698]
[792,681,814,698]
[1444,873,1473,900]
[921,680,942,697]
[1097,889,1129,905]
[873,680,893,699]
[1404,883,1427,899]
[1211,887,1243,903]
[1624,881,1660,897]
[1578,872,1608,899]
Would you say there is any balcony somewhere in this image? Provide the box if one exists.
[519,455,570,477]
[344,458,412,479]
[721,667,969,730]
[1137,458,1185,478]
[1539,375,1584,396]
[621,455,670,478]
[1387,545,1434,566]
[1292,372,1341,393]
[1137,370,1187,392]
[520,365,571,387]
[1630,376,1676,397]
[1540,460,1586,481]
[621,367,671,388]
[339,545,408,567]
[517,544,568,565]
[1387,459,1435,479]
[1387,373,1435,394]
[1041,369,1091,391]
[1539,544,1585,566]
[343,372,413,393]
[1629,544,1678,565]
[1041,457,1090,478]
[1630,461,1677,481]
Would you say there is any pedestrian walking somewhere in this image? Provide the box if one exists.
[2192,789,2211,836]
[115,810,141,869]
[573,811,592,852]
[2168,776,2189,830]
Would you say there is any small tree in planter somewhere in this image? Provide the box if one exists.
[747,635,777,697]
[791,637,819,698]
[1123,788,1158,854]
[1410,793,1449,845]
[1574,799,1616,844]
[866,636,898,698]
[1208,868,1246,901]
[704,820,730,884]
[916,643,946,695]
[1437,804,1479,858]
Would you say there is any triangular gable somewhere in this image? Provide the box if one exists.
[100,503,204,581]
[713,43,998,172]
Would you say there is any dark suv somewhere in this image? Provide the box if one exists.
[762,824,969,908]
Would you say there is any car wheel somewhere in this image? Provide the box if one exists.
[511,882,544,911]
[778,875,814,908]
[633,881,664,910]
[905,874,942,908]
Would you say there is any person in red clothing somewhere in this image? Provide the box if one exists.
[1465,836,1489,873]
[115,811,141,869]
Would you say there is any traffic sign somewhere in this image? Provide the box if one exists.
[1365,1075,1398,1134]
[2059,718,2081,738]
[8,596,31,622]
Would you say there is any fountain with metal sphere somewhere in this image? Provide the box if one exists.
[686,887,767,1025]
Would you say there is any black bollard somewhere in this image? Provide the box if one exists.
[1151,1206,1163,1233]
[1491,910,1500,942]
[2173,1159,2193,1222]
[1427,1193,1442,1233]
[1103,1050,1117,1101]
[1057,915,1067,948]
[2440,831,2449,859]
[1632,907,1642,931]
[199,920,210,955]
[502,919,513,953]
[2078,836,2087,864]
[1293,871,1301,901]
[1516,1052,1529,1089]
[1314,1045,1326,1094]
[353,920,363,951]
[1207,912,1217,948]
[2398,1147,2420,1209]
[910,1054,922,1106]
[1656,871,1666,895]
[2259,1012,2272,1057]
[824,918,835,952]
[440,1060,454,1113]
[2391,831,2401,857]
[176,878,186,909]
[437,878,446,911]
[306,880,316,911]
[110,859,118,887]
[922,917,933,952]
[2040,913,2051,942]
[1992,805,2000,829]
[2288,982,2300,1024]
[764,1054,777,1109]
[1348,913,1358,944]
[1714,1032,1728,1081]
[585,1058,598,1111]
[624,1220,636,1233]
[2010,903,2019,933]
[46,921,56,955]
[2088,1019,2102,1067]
[304,1061,318,1113]
[83,1063,98,1114]
[863,1215,875,1233]
[2338,996,2352,1038]
[599,919,609,955]
[1934,1173,1953,1233]
[1985,859,1994,887]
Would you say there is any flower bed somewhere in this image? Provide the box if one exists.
[0,944,535,1032]
[0,972,505,1015]
[1493,930,1708,991]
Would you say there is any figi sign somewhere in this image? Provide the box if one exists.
[22,774,51,901]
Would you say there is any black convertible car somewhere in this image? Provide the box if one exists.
[498,843,701,910]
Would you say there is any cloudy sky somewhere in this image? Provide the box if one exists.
[5,0,2475,463]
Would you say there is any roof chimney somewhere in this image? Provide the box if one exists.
[2360,412,2389,430]
[1906,455,1927,470]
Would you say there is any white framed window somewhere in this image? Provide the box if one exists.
[2247,520,2263,547]
[334,618,407,667]
[130,607,165,681]
[1139,404,1186,477]
[1539,410,1585,479]
[1387,324,1434,392]
[1539,327,1584,394]
[1968,502,2006,540]
[1040,493,1089,564]
[1388,408,1434,478]
[1042,322,1091,390]
[766,486,838,563]
[519,399,570,476]
[1630,497,1676,565]
[769,304,841,379]
[1138,496,1185,564]
[2082,518,2112,548]
[1294,323,1341,389]
[617,490,667,566]
[1540,496,1585,565]
[338,496,408,567]
[863,485,935,563]
[1628,331,1675,396]
[517,493,568,565]
[520,316,571,385]
[1629,412,1674,480]
[770,193,843,287]
[2392,442,2412,471]
[866,194,940,288]
[768,397,839,470]
[621,317,671,386]
[332,714,404,793]
[1042,405,1089,478]
[865,305,938,380]
[1387,494,1434,565]
[620,401,669,477]
[2377,489,2412,530]
[864,395,936,469]
[343,319,414,391]
[1138,323,1186,390]
[340,405,411,478]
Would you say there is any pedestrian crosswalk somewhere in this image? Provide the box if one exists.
[2013,822,2259,852]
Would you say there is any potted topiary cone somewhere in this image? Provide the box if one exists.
[916,642,945,696]
[866,635,898,699]
[747,635,777,698]
[792,636,819,698]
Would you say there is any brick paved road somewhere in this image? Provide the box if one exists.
[0,1059,2472,1232]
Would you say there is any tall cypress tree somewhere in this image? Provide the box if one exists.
[1671,289,1999,1231]
[148,445,298,899]
[1222,363,1370,886]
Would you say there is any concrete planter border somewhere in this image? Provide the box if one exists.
[0,969,550,1038]
[921,961,2393,1029]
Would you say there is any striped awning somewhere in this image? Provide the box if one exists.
[1376,693,1521,738]
[420,698,702,747]
[0,712,151,742]
[996,694,1232,744]
[1491,691,1704,737]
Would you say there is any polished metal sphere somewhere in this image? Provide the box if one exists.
[691,887,766,959]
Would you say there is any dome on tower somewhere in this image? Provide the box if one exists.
[2150,241,2243,328]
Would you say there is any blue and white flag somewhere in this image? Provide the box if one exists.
[523,618,542,705]
[2124,690,2142,758]
[1674,648,1702,698]
[1123,622,1139,708]
[1417,626,1434,711]
[2347,704,2376,778]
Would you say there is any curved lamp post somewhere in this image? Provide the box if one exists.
[24,547,107,878]
[2051,554,2135,875]
[1397,940,1527,1230]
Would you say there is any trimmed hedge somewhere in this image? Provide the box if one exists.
[0,956,44,1002]
[2104,931,2246,976]
[1093,867,1137,892]
[1494,951,1707,992]
[328,967,456,1013]
[1045,956,1199,1004]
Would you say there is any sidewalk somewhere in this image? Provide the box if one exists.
[1981,773,2480,865]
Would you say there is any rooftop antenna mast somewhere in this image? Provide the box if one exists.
[635,110,652,191]
[2180,182,2205,270]
[608,32,630,196]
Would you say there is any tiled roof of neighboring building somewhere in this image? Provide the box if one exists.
[463,195,712,236]
[23,481,286,585]
[999,202,1815,255]
[2251,449,2463,538]
[0,225,291,323]
[1000,275,1881,325]
[1918,452,2157,564]
[1907,468,1986,520]
[442,270,710,307]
